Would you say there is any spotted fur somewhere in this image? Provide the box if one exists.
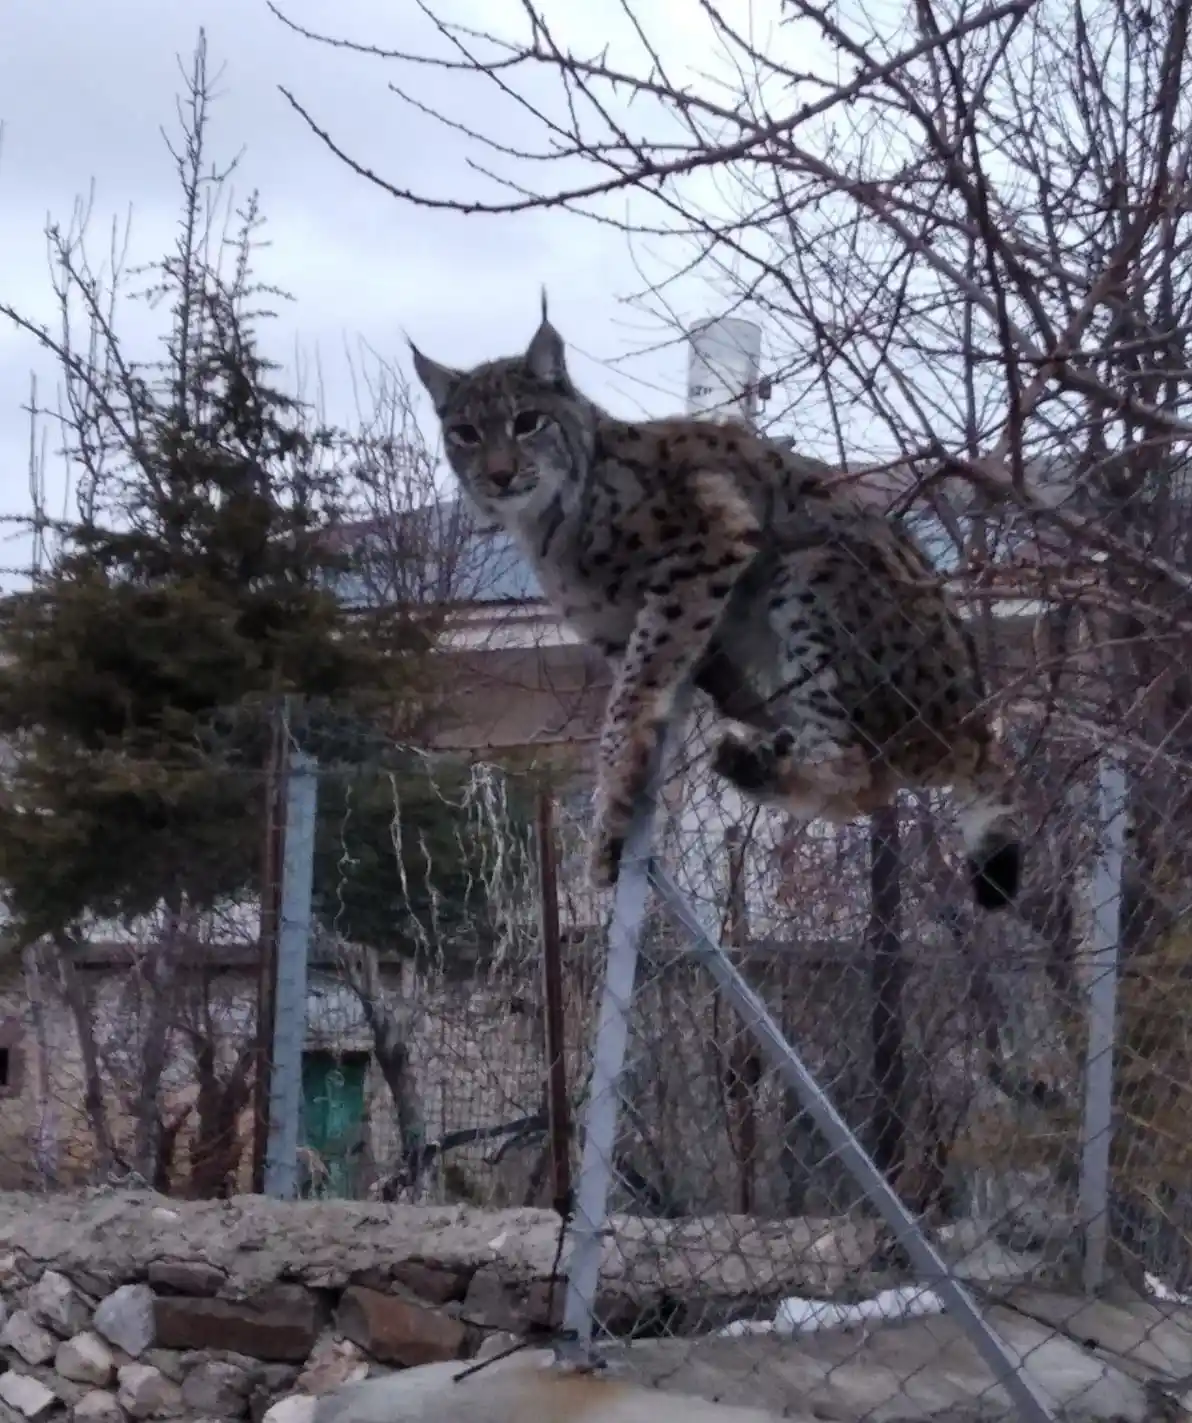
[411,316,1021,909]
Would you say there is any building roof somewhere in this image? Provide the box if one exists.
[328,451,1110,614]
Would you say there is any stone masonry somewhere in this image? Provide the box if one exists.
[0,1188,893,1421]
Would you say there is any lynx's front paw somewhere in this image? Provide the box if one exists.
[588,826,626,891]
[589,785,643,889]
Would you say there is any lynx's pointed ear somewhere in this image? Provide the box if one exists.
[525,316,567,386]
[408,340,461,412]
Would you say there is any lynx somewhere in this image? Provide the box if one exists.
[411,313,1022,911]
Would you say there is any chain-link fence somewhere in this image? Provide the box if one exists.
[0,645,1188,1422]
[0,708,563,1209]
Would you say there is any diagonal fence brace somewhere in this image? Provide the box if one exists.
[650,865,1057,1423]
[557,705,1055,1423]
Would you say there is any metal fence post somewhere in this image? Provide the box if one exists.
[561,704,688,1356]
[1078,754,1128,1292]
[264,750,319,1200]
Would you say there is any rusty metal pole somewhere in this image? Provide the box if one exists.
[724,824,760,1214]
[251,703,287,1194]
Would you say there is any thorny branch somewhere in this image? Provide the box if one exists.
[270,0,1192,1252]
[274,0,1192,566]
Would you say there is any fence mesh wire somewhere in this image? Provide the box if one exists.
[0,602,1189,1420]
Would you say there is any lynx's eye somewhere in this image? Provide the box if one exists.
[512,409,546,438]
[447,422,481,447]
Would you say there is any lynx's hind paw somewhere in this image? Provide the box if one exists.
[711,728,795,795]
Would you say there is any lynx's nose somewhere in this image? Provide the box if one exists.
[482,447,517,489]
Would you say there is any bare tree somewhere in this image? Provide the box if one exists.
[273,0,1192,1262]
[272,0,1192,578]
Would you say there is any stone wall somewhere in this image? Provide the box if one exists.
[0,1189,891,1422]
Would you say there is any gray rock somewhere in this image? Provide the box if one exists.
[56,1330,115,1386]
[260,1400,315,1423]
[180,1360,251,1418]
[461,1266,559,1334]
[2,1309,57,1366]
[141,1352,183,1384]
[29,1269,91,1337]
[0,1372,57,1421]
[296,1335,367,1396]
[116,1363,181,1420]
[0,1253,27,1289]
[44,1372,87,1410]
[257,1366,298,1394]
[68,1271,117,1301]
[73,1393,126,1422]
[179,1348,259,1376]
[474,1330,521,1361]
[94,1286,155,1359]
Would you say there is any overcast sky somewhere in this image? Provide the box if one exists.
[0,0,740,582]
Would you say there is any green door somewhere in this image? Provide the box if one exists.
[299,1053,368,1199]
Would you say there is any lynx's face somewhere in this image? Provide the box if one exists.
[409,317,593,519]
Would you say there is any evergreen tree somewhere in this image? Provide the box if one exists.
[0,33,410,948]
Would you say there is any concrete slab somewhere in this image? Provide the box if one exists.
[311,1289,1192,1423]
[313,1351,805,1423]
[611,1309,1146,1423]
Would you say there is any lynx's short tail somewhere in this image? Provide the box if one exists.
[955,755,1022,911]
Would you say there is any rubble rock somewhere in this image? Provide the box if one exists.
[29,1270,91,1338]
[336,1286,465,1366]
[462,1266,560,1334]
[389,1261,472,1305]
[72,1391,126,1422]
[0,1253,27,1289]
[179,1348,260,1377]
[94,1285,156,1360]
[2,1309,58,1366]
[180,1359,252,1417]
[296,1335,368,1396]
[116,1363,182,1420]
[67,1271,117,1301]
[0,1372,58,1421]
[33,1370,84,1410]
[55,1330,115,1386]
[153,1287,326,1363]
[258,1365,299,1394]
[260,1398,316,1423]
[141,1352,183,1384]
[145,1262,226,1299]
[474,1329,522,1361]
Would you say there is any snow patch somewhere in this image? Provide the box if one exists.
[719,1285,946,1338]
[1145,1272,1192,1307]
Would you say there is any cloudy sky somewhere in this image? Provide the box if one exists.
[0,0,741,582]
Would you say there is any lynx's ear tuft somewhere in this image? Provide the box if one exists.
[408,339,462,412]
[525,313,568,386]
